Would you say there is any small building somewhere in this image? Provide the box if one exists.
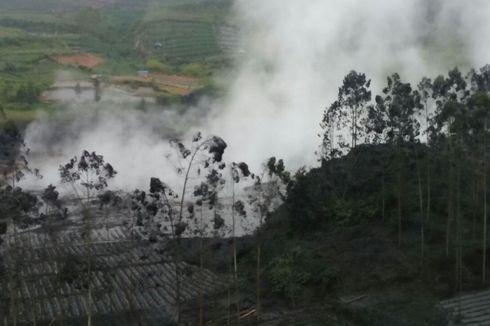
[137,70,150,78]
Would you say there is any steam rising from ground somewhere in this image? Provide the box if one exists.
[210,0,490,169]
[24,0,490,191]
[25,92,211,191]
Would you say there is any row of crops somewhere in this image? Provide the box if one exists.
[138,19,223,63]
[0,2,234,66]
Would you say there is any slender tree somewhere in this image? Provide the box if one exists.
[228,162,251,324]
[433,68,470,263]
[59,151,116,326]
[418,77,434,229]
[168,132,227,324]
[320,71,372,158]
[369,73,420,247]
[193,167,226,325]
[248,157,289,323]
[469,65,490,284]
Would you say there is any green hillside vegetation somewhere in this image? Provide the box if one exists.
[0,0,233,75]
[214,67,490,325]
[0,0,234,125]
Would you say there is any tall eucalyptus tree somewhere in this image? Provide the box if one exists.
[59,151,117,326]
[368,73,420,247]
[321,71,372,159]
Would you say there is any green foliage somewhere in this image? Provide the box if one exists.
[0,186,38,225]
[286,167,325,231]
[261,67,490,321]
[0,0,231,93]
[0,27,24,38]
[75,7,102,35]
[14,81,40,104]
[180,63,209,78]
[145,58,171,73]
[321,70,372,157]
[268,246,311,306]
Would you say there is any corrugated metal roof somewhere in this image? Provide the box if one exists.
[1,226,227,324]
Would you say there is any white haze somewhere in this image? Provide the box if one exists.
[23,0,490,192]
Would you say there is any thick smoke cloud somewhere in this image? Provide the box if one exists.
[24,89,211,191]
[207,0,490,170]
[23,0,490,190]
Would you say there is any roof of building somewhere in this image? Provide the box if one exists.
[440,289,490,325]
[1,226,226,324]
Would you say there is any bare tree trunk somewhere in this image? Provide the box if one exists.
[382,175,385,221]
[9,221,18,326]
[446,139,453,258]
[174,247,181,326]
[426,149,431,225]
[395,139,404,247]
[175,146,202,325]
[425,101,431,224]
[80,175,93,326]
[48,227,65,326]
[256,244,261,323]
[472,178,478,240]
[397,164,402,247]
[352,106,357,148]
[456,160,463,293]
[446,201,452,258]
[87,287,92,326]
[227,252,231,326]
[256,208,263,324]
[416,158,425,265]
[84,210,93,326]
[231,186,240,325]
[483,119,488,284]
[199,206,204,326]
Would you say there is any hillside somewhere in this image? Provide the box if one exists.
[227,145,451,325]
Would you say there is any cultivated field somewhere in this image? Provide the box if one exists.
[0,0,234,125]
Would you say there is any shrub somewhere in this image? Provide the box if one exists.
[268,246,311,307]
[146,58,171,74]
[180,63,208,78]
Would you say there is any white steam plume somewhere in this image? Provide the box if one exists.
[206,0,490,171]
[23,0,490,191]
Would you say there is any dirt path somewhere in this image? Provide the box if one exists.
[55,53,104,68]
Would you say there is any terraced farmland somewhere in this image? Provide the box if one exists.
[138,20,222,64]
[0,27,72,87]
[0,1,234,124]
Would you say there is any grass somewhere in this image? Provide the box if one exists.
[2,108,39,128]
[0,27,25,38]
[143,0,231,23]
[1,101,60,128]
